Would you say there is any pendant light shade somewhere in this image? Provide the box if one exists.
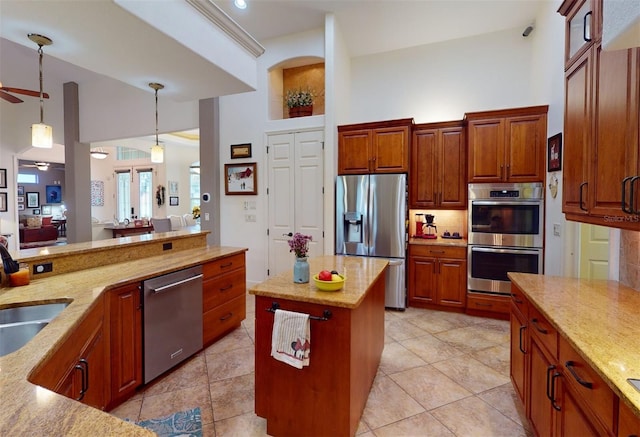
[32,123,53,148]
[29,33,53,149]
[149,82,164,164]
[90,148,109,159]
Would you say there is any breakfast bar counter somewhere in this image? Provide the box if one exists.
[250,255,389,437]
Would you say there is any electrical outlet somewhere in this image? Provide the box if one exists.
[553,223,561,237]
[33,262,53,274]
[245,214,256,222]
[204,213,210,221]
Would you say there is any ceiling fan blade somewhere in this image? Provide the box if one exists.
[0,87,50,99]
[0,90,23,103]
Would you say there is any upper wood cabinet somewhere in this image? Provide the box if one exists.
[338,118,413,174]
[410,121,466,209]
[558,0,600,69]
[465,106,548,183]
[560,0,640,231]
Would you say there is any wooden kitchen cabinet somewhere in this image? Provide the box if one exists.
[618,400,640,437]
[202,252,247,346]
[560,0,640,230]
[509,282,632,436]
[559,0,599,69]
[106,282,142,409]
[338,118,413,174]
[30,300,107,410]
[410,121,466,209]
[465,106,548,183]
[408,244,466,309]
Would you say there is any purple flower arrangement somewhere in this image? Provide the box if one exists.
[288,232,312,258]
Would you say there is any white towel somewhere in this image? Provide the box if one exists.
[271,309,311,369]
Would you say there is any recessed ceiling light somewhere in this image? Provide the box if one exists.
[234,0,247,10]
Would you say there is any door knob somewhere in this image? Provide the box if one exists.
[283,232,293,237]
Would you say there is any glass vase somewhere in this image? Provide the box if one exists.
[293,256,310,283]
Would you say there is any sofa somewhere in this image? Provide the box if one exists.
[18,216,59,244]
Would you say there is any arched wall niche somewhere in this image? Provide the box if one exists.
[268,56,325,120]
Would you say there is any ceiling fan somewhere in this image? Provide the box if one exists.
[19,161,64,171]
[0,80,50,104]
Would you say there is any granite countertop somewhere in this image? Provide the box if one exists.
[508,273,640,417]
[249,255,389,309]
[409,236,467,247]
[0,245,247,436]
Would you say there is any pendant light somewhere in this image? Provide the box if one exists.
[29,33,53,148]
[149,82,164,163]
[90,148,109,159]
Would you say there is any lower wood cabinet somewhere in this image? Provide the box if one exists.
[202,252,247,345]
[106,282,142,409]
[30,299,107,410]
[408,244,466,309]
[510,282,633,437]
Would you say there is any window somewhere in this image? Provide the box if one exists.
[115,170,131,222]
[138,169,153,218]
[190,164,200,210]
[17,173,39,184]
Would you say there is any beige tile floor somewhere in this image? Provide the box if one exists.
[110,292,532,436]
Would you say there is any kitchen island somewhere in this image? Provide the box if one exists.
[250,255,388,437]
[0,231,247,436]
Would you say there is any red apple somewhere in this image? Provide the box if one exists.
[318,270,332,281]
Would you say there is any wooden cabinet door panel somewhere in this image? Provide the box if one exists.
[618,400,640,437]
[410,128,438,208]
[557,380,601,437]
[563,48,592,215]
[437,258,466,307]
[409,256,437,304]
[529,339,558,437]
[510,307,527,405]
[591,46,640,219]
[371,126,409,173]
[505,115,546,182]
[108,283,142,407]
[440,127,466,207]
[338,130,372,174]
[468,118,505,182]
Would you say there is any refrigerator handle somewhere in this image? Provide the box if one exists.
[387,259,404,266]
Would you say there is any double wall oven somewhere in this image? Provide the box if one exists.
[468,182,544,296]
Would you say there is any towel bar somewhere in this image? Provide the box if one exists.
[266,302,332,321]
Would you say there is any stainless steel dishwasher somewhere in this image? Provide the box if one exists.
[143,266,203,383]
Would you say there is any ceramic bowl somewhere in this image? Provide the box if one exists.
[313,274,345,291]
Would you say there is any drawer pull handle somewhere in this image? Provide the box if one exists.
[531,318,548,334]
[220,312,233,321]
[475,302,493,307]
[220,284,233,292]
[565,361,593,389]
[512,296,523,304]
[519,325,527,354]
[220,262,233,269]
[546,365,562,411]
[430,250,445,254]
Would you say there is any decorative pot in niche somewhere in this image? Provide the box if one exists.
[289,105,313,118]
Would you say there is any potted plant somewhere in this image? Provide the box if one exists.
[285,88,314,118]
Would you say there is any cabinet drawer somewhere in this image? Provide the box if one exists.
[203,268,246,313]
[203,253,245,279]
[203,294,246,345]
[529,305,558,358]
[409,244,466,259]
[466,293,510,314]
[510,283,529,319]
[618,399,640,437]
[559,336,616,434]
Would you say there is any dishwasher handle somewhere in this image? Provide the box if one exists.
[150,274,203,294]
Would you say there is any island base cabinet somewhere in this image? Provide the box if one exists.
[254,273,385,437]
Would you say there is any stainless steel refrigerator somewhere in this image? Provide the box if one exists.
[336,174,407,310]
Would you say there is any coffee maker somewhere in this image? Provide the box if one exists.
[424,214,437,239]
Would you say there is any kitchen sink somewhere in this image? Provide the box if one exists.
[0,302,70,357]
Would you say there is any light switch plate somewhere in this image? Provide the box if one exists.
[553,223,561,237]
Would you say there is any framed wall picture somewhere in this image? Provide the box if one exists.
[169,196,179,206]
[46,185,62,203]
[0,192,7,212]
[26,192,40,208]
[18,186,24,196]
[224,162,257,195]
[169,180,179,195]
[230,143,252,159]
[42,205,52,215]
[0,168,6,189]
[17,196,24,204]
[548,133,562,172]
[33,209,41,215]
[18,203,25,211]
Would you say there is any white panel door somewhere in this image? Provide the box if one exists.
[579,223,609,280]
[268,130,324,277]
